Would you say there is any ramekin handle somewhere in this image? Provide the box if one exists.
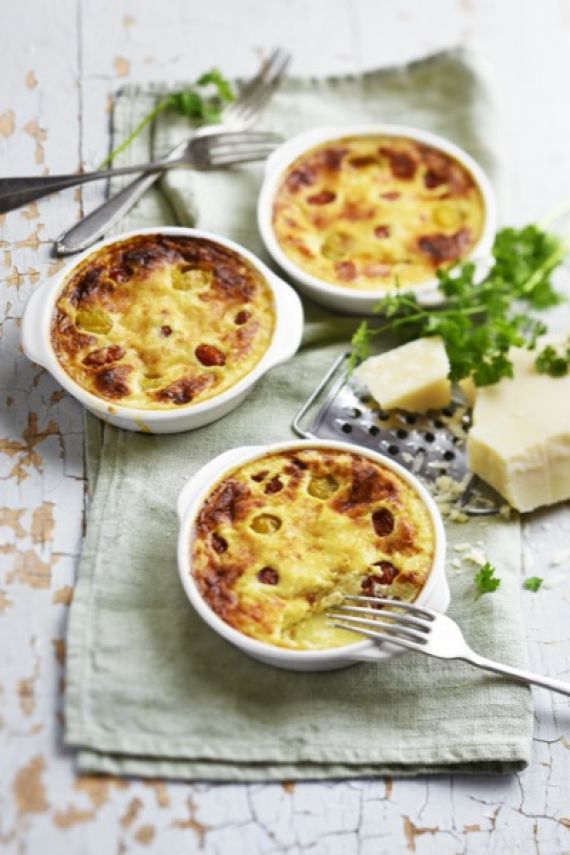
[264,277,304,370]
[177,445,267,522]
[21,285,49,367]
[350,644,406,664]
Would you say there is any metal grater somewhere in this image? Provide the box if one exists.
[292,352,502,516]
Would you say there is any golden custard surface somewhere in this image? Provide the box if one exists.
[51,234,275,409]
[192,448,435,650]
[272,135,485,291]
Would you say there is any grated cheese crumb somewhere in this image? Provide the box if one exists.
[463,547,487,566]
[454,543,472,552]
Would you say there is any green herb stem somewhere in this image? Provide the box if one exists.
[98,99,170,169]
[350,220,569,384]
[368,302,487,338]
[96,68,234,169]
[521,240,570,295]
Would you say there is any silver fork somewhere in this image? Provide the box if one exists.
[55,47,291,255]
[329,596,570,696]
[199,47,290,133]
[0,131,282,214]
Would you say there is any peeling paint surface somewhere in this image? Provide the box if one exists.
[1,2,570,854]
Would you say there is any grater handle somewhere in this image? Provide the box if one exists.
[459,473,503,516]
[291,350,350,439]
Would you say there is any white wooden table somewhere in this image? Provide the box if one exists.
[1,1,570,852]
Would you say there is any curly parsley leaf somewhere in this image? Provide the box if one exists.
[473,561,501,600]
[166,68,235,120]
[196,68,235,103]
[101,68,234,167]
[535,338,570,377]
[492,225,564,308]
[523,576,544,592]
[350,224,566,385]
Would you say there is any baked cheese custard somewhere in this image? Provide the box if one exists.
[272,135,485,291]
[192,447,435,650]
[51,234,275,409]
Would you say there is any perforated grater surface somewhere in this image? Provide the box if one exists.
[292,352,501,515]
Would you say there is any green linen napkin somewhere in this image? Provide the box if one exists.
[65,49,533,779]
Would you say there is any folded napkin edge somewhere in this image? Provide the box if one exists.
[64,727,531,768]
[75,749,529,781]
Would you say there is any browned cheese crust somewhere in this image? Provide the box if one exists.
[50,234,275,409]
[272,135,486,291]
[191,447,435,650]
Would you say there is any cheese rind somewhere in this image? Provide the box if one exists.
[356,336,451,413]
[467,339,570,512]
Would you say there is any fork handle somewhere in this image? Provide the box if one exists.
[55,139,191,255]
[0,159,180,215]
[466,653,570,697]
[55,171,161,255]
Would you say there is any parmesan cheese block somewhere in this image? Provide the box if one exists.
[356,336,451,412]
[458,375,477,406]
[467,341,570,512]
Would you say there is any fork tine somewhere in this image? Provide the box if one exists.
[328,612,430,644]
[205,131,283,148]
[231,47,282,102]
[331,622,425,653]
[210,145,278,161]
[206,143,281,162]
[222,49,280,122]
[334,603,432,631]
[344,595,436,620]
[225,48,290,123]
[231,52,290,123]
[207,146,278,167]
[207,141,280,157]
[239,57,290,120]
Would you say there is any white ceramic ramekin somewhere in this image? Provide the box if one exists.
[21,227,304,434]
[257,124,497,315]
[177,439,449,672]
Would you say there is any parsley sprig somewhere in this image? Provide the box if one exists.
[101,69,234,168]
[349,224,568,384]
[523,576,544,592]
[535,338,570,377]
[474,562,501,599]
